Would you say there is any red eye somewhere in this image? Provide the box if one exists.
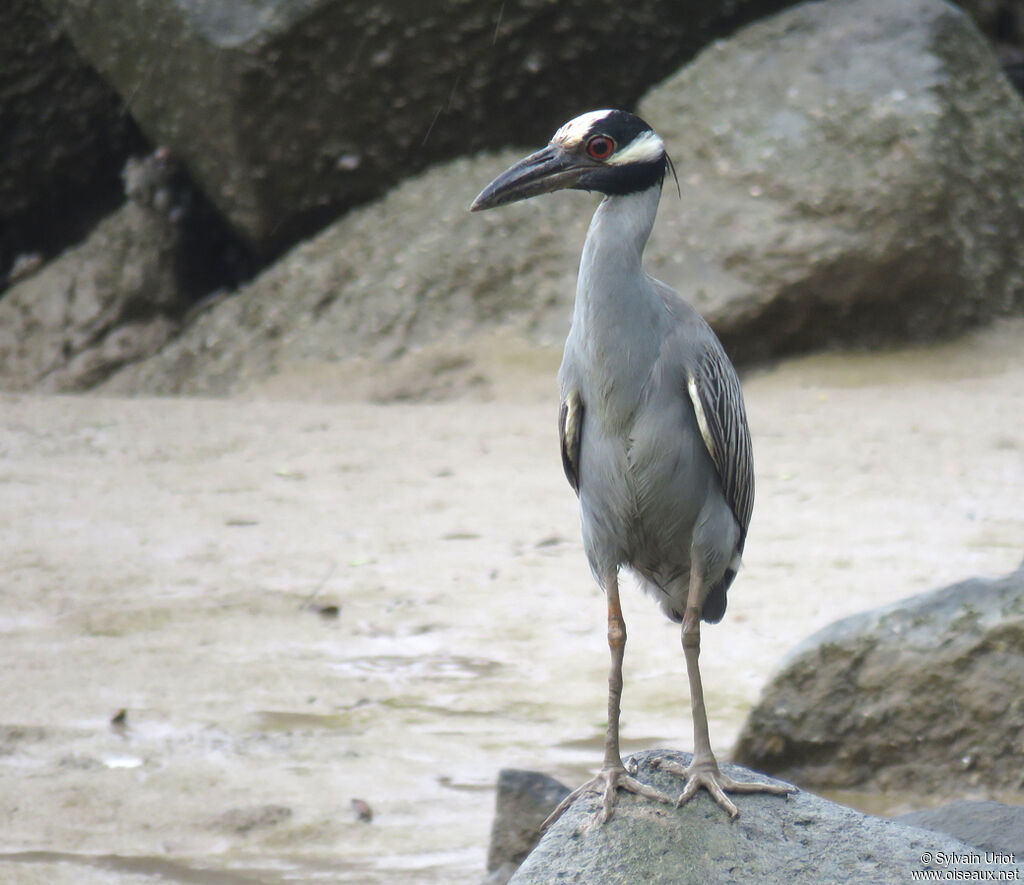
[586,135,615,160]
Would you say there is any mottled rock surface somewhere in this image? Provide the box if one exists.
[641,0,1024,361]
[0,192,183,392]
[42,0,792,255]
[734,564,1024,796]
[102,0,1024,399]
[508,750,1021,884]
[98,150,588,398]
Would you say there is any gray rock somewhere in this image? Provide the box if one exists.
[0,176,184,392]
[734,563,1024,796]
[41,0,794,255]
[0,0,146,283]
[957,1,1024,57]
[896,800,1024,858]
[509,750,1021,884]
[640,0,1024,362]
[103,0,1024,400]
[99,150,590,398]
[485,769,571,883]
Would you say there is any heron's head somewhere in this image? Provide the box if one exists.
[470,109,672,211]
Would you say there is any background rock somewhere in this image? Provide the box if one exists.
[641,0,1024,362]
[8,0,1024,335]
[0,155,185,392]
[0,0,147,285]
[508,749,1021,884]
[41,0,793,257]
[98,150,590,398]
[733,563,1024,796]
[896,800,1024,858]
[485,769,570,885]
[100,0,1024,399]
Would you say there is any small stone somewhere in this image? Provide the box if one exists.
[351,798,373,823]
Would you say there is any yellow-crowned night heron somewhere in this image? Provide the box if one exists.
[471,110,792,824]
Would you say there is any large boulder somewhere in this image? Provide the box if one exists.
[102,0,1024,399]
[896,800,1024,859]
[42,0,792,257]
[640,0,1024,361]
[733,563,1024,796]
[508,750,1022,884]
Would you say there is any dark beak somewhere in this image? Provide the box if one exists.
[470,144,586,212]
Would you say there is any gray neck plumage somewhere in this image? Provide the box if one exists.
[569,183,666,418]
[578,184,661,284]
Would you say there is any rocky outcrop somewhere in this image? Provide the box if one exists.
[99,0,1024,399]
[98,149,587,398]
[41,0,793,256]
[0,152,186,392]
[506,750,1023,884]
[9,0,1024,325]
[640,0,1024,361]
[734,563,1024,796]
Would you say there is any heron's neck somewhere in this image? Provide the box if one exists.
[572,184,664,357]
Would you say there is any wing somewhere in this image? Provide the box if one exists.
[685,342,754,549]
[558,390,583,494]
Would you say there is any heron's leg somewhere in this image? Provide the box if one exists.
[602,566,627,770]
[542,570,675,829]
[682,569,716,766]
[652,566,794,818]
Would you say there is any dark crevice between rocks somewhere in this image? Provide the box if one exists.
[2,137,254,324]
[170,171,257,305]
[0,1,149,287]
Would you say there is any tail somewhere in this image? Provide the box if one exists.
[701,567,736,624]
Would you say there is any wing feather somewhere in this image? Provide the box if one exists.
[685,344,754,549]
[559,390,583,494]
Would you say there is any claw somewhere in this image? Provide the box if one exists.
[652,755,795,820]
[675,768,740,819]
[542,763,676,831]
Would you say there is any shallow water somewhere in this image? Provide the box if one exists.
[1,320,1022,884]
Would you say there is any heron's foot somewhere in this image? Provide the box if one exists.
[541,764,676,831]
[650,755,795,820]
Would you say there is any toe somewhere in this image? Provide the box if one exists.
[541,782,588,831]
[701,776,740,819]
[674,771,738,818]
[716,771,796,796]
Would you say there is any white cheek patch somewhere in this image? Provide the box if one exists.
[553,109,617,148]
[605,129,664,166]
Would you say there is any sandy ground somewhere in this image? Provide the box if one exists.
[1,319,1022,884]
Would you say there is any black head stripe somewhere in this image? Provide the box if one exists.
[583,110,656,147]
